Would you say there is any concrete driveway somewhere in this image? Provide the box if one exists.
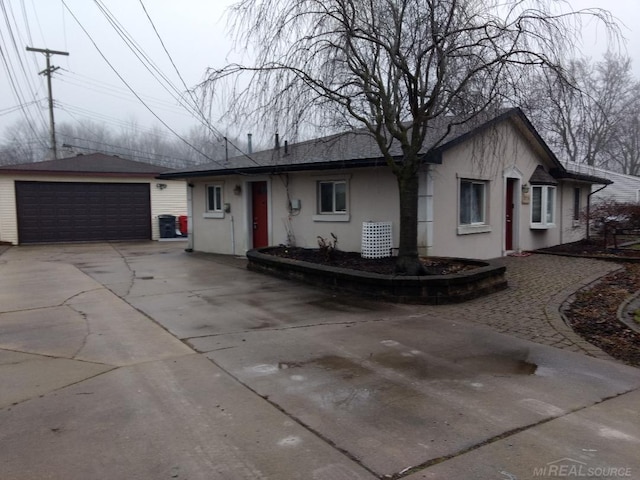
[0,242,639,479]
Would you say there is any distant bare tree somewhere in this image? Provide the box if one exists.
[606,85,640,176]
[0,118,229,168]
[0,121,48,165]
[200,0,617,274]
[524,55,636,169]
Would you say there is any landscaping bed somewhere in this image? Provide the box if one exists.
[539,238,640,366]
[539,238,640,260]
[563,264,640,367]
[247,246,507,304]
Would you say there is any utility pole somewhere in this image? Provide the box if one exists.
[26,46,69,160]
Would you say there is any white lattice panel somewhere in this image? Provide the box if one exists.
[361,222,392,259]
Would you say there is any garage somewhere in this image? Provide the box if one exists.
[0,153,188,245]
[16,181,152,243]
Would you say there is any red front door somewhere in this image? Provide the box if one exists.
[505,179,515,251]
[252,181,268,248]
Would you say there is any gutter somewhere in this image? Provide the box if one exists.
[586,184,610,240]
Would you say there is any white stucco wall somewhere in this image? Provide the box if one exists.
[558,182,589,244]
[188,119,587,259]
[428,120,567,259]
[189,167,400,255]
[0,174,186,244]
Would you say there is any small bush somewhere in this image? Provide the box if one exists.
[317,233,338,260]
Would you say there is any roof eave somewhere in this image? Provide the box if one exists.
[550,168,613,185]
[0,169,162,177]
[158,155,442,180]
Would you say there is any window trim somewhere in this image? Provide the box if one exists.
[457,178,490,235]
[313,178,350,222]
[203,183,224,219]
[530,184,556,229]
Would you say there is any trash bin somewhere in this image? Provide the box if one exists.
[178,215,188,236]
[158,215,176,238]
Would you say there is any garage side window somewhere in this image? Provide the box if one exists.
[207,184,223,212]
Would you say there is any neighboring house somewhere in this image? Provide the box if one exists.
[562,161,640,204]
[158,108,611,260]
[0,153,187,245]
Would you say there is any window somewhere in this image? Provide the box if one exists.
[459,180,486,225]
[573,187,581,221]
[318,181,347,214]
[204,184,224,218]
[531,185,556,228]
[207,184,223,212]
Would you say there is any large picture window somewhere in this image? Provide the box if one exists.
[531,185,556,228]
[318,181,347,214]
[459,180,486,225]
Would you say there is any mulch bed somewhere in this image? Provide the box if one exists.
[564,265,640,367]
[541,238,640,258]
[265,246,477,276]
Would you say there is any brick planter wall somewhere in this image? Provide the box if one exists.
[247,248,507,304]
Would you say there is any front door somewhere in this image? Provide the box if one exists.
[251,181,269,248]
[505,178,516,251]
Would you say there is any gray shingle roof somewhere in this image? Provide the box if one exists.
[161,108,614,186]
[162,109,537,179]
[0,153,171,175]
[530,165,559,185]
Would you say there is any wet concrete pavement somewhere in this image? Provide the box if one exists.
[0,242,639,479]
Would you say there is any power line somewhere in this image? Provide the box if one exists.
[0,0,48,138]
[57,102,185,140]
[0,99,42,116]
[61,0,226,168]
[135,0,261,167]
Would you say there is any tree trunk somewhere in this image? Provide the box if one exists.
[395,170,426,275]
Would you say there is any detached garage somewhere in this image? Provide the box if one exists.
[0,154,187,245]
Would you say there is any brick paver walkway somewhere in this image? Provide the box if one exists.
[195,250,624,360]
[436,253,622,359]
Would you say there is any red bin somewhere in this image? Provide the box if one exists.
[178,215,188,236]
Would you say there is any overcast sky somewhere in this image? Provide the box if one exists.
[1,0,639,153]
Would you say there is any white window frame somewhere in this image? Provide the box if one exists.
[203,183,224,219]
[458,179,491,235]
[530,185,556,229]
[313,179,350,222]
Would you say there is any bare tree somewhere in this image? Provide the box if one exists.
[200,0,616,273]
[606,84,640,176]
[0,120,48,165]
[524,55,635,169]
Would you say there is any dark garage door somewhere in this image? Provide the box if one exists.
[16,181,151,243]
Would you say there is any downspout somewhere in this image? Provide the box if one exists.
[186,181,194,252]
[230,214,235,255]
[587,184,609,241]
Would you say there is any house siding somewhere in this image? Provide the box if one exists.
[0,177,17,245]
[563,162,638,204]
[0,174,186,244]
[150,181,188,239]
